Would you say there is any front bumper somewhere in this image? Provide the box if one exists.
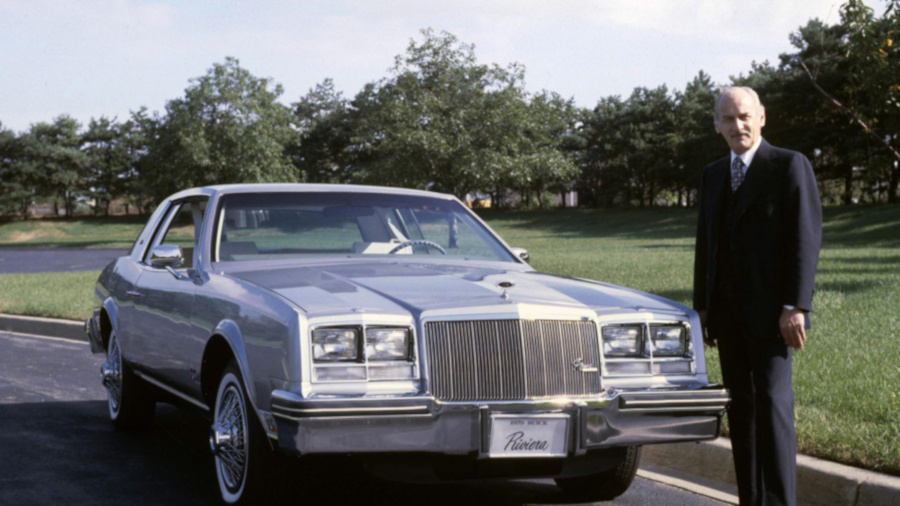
[269,386,729,457]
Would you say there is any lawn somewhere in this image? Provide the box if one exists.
[0,215,146,249]
[1,205,898,475]
[486,205,900,476]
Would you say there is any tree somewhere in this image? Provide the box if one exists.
[15,116,88,217]
[289,79,354,183]
[83,117,132,215]
[0,123,33,216]
[673,71,720,206]
[576,96,629,207]
[146,57,297,202]
[841,0,900,202]
[578,87,677,207]
[349,29,577,207]
[783,1,900,203]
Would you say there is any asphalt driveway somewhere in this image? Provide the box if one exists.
[0,247,129,274]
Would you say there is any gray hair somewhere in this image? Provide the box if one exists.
[714,86,765,120]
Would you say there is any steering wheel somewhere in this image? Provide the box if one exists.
[388,240,447,255]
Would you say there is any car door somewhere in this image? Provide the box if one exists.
[128,198,208,398]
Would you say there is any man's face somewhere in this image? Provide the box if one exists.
[714,90,765,155]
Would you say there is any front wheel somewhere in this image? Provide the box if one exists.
[210,360,273,505]
[101,331,154,430]
[554,445,642,501]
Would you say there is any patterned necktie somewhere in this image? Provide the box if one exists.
[731,157,744,192]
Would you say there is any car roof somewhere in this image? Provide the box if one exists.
[165,183,455,202]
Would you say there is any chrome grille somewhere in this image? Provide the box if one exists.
[425,319,601,401]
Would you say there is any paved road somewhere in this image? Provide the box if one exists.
[0,247,128,274]
[0,331,728,505]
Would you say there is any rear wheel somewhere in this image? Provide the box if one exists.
[210,360,274,504]
[101,331,155,430]
[554,445,642,501]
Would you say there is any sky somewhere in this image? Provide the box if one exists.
[0,0,889,133]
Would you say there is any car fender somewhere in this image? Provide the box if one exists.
[98,297,121,352]
[208,319,257,409]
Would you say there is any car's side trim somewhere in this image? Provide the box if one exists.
[135,371,210,411]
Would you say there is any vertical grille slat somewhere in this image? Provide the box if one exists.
[425,319,600,402]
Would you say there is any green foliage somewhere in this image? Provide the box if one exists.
[289,79,354,183]
[143,57,297,202]
[347,29,578,205]
[0,123,31,216]
[0,271,99,320]
[19,116,89,217]
[0,215,146,248]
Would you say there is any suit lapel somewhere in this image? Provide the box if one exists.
[734,140,776,221]
[705,157,730,236]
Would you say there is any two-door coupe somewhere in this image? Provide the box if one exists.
[85,184,728,504]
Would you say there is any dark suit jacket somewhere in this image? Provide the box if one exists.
[693,139,822,340]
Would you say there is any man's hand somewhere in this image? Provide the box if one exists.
[698,310,715,347]
[779,308,807,350]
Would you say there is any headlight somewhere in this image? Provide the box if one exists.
[602,325,643,357]
[650,325,687,356]
[312,328,360,362]
[366,327,411,361]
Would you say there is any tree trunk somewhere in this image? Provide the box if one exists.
[889,162,899,204]
[842,164,854,205]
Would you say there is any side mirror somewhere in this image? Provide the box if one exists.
[149,244,185,269]
[510,247,530,263]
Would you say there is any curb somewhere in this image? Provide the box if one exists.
[641,438,900,505]
[0,313,85,342]
[4,313,899,505]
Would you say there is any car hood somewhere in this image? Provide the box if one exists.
[226,260,686,320]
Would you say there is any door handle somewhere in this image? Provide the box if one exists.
[126,290,145,299]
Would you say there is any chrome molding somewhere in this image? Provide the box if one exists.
[135,371,209,411]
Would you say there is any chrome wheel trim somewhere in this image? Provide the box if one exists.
[103,334,123,419]
[213,372,249,503]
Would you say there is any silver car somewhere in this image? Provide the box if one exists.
[85,184,728,504]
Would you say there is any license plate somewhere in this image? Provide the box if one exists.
[488,414,569,458]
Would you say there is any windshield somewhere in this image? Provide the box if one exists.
[213,192,516,263]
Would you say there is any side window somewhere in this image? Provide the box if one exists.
[146,199,208,268]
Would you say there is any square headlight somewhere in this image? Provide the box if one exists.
[602,325,643,357]
[365,327,411,361]
[312,328,360,362]
[650,325,687,357]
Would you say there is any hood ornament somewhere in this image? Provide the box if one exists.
[498,280,514,300]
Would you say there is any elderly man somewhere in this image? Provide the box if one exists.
[693,86,822,506]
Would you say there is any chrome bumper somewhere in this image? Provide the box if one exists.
[269,386,729,456]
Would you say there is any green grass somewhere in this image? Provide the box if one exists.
[0,271,100,319]
[0,215,146,248]
[1,205,898,475]
[485,205,900,476]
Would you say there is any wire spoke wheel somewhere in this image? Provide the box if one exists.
[211,362,270,505]
[103,336,123,416]
[214,381,248,494]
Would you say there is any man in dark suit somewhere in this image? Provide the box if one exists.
[693,86,822,506]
